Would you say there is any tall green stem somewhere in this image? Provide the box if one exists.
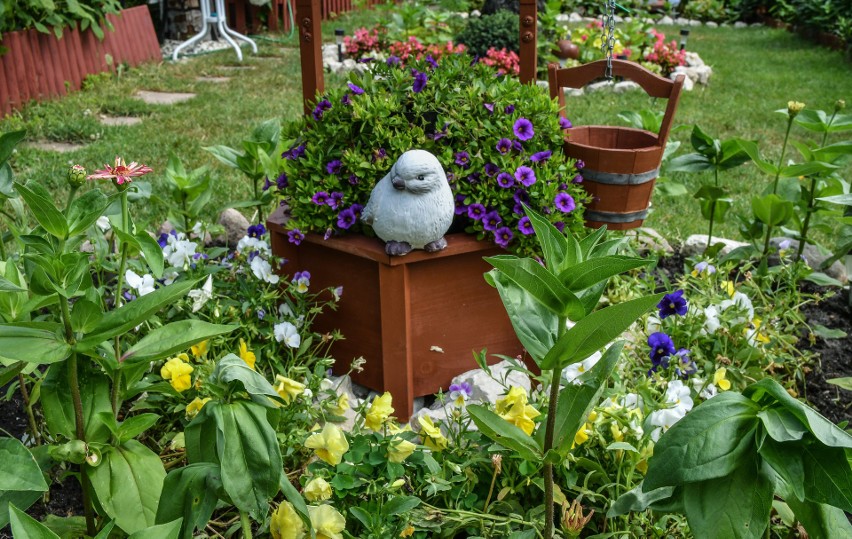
[771,118,794,195]
[63,185,79,214]
[111,192,130,416]
[240,511,253,539]
[796,118,836,260]
[17,374,41,446]
[543,315,568,538]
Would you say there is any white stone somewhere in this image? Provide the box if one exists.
[216,208,250,247]
[536,80,549,90]
[671,71,694,91]
[750,22,763,27]
[682,235,750,256]
[633,227,674,254]
[586,80,614,93]
[685,51,704,67]
[613,81,641,94]
[323,374,362,431]
[25,141,87,153]
[706,21,718,28]
[566,87,585,97]
[734,21,748,28]
[195,76,231,84]
[675,17,689,26]
[471,9,481,17]
[689,19,702,27]
[569,13,583,22]
[321,43,339,63]
[614,16,623,23]
[99,115,142,126]
[448,359,531,406]
[134,90,195,105]
[658,16,674,25]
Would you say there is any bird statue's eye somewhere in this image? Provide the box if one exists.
[417,175,425,181]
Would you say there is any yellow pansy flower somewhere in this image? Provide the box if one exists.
[304,477,333,502]
[714,368,731,391]
[270,501,305,539]
[161,356,193,392]
[750,318,771,344]
[721,280,735,297]
[305,423,349,465]
[185,397,211,418]
[275,375,306,404]
[308,504,346,539]
[190,340,209,359]
[329,393,349,416]
[239,339,256,370]
[400,525,416,537]
[386,421,412,435]
[417,415,448,452]
[387,437,416,463]
[573,424,590,446]
[495,386,541,436]
[365,391,395,431]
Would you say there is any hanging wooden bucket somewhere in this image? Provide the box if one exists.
[548,60,685,230]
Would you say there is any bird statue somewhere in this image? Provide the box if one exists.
[362,149,455,256]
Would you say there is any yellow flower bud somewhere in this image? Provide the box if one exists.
[387,437,416,463]
[390,478,406,489]
[304,477,333,502]
[67,164,87,188]
[417,415,448,452]
[835,99,846,112]
[787,100,805,117]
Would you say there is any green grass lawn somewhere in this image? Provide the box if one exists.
[2,15,850,244]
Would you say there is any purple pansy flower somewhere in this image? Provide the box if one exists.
[326,159,343,175]
[518,216,534,235]
[287,229,305,245]
[496,172,514,188]
[448,382,472,405]
[262,177,272,191]
[658,289,688,319]
[454,151,471,168]
[515,166,536,187]
[311,191,330,205]
[496,138,512,154]
[467,203,486,220]
[673,349,696,377]
[559,116,572,129]
[347,82,364,95]
[484,103,494,114]
[157,230,177,248]
[337,207,357,229]
[425,55,438,69]
[247,223,266,237]
[494,226,514,248]
[530,150,552,163]
[257,308,266,320]
[513,118,534,141]
[504,104,515,114]
[648,332,676,364]
[482,211,502,231]
[554,192,576,213]
[484,163,499,176]
[412,70,428,93]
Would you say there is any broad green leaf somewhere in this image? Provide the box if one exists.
[759,438,805,501]
[467,405,541,461]
[523,205,567,272]
[70,299,103,334]
[135,231,165,279]
[690,124,715,154]
[116,413,161,444]
[812,141,852,163]
[811,324,846,339]
[184,404,220,465]
[485,255,580,317]
[699,198,732,223]
[540,294,663,371]
[800,443,852,511]
[14,182,68,239]
[780,161,838,178]
[751,194,793,227]
[213,354,286,407]
[560,255,652,291]
[682,459,773,539]
[785,496,852,538]
[757,407,809,442]
[279,473,312,532]
[803,272,843,287]
[127,519,182,539]
[214,401,282,513]
[607,482,678,517]
[644,392,760,490]
[693,185,727,202]
[0,438,48,492]
[817,194,852,207]
[0,323,70,364]
[736,139,779,176]
[76,280,197,351]
[827,377,852,391]
[92,521,116,538]
[203,145,241,169]
[667,153,713,173]
[486,270,556,364]
[577,226,606,260]
[0,275,26,292]
[8,503,61,539]
[717,138,751,170]
[745,378,852,449]
[0,130,26,164]
[88,440,166,534]
[383,495,421,516]
[66,189,112,237]
[156,464,222,539]
[121,320,238,363]
[41,361,112,443]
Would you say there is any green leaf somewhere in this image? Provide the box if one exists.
[0,130,26,165]
[127,519,182,539]
[693,185,727,202]
[736,139,779,176]
[66,189,112,237]
[203,145,242,169]
[812,324,846,339]
[214,401,282,513]
[817,193,852,206]
[14,182,68,239]
[785,497,852,538]
[383,495,421,516]
[0,275,26,292]
[70,299,103,334]
[0,163,14,198]
[135,231,165,279]
[827,377,852,391]
[279,473,312,532]
[682,459,773,539]
[485,255,580,318]
[486,270,556,364]
[8,503,60,539]
[803,272,843,287]
[121,320,238,363]
[184,405,220,465]
[717,138,751,170]
[523,205,567,272]
[800,443,852,512]
[607,483,678,517]
[644,392,760,490]
[699,197,732,223]
[116,413,161,444]
[41,361,112,444]
[0,323,70,365]
[751,194,793,227]
[667,153,713,172]
[780,161,838,178]
[0,438,48,492]
[577,226,606,260]
[156,463,222,539]
[560,255,652,292]
[213,354,286,407]
[76,280,197,351]
[88,440,166,534]
[467,405,541,461]
[745,378,852,449]
[540,294,663,371]
[759,438,805,501]
[757,407,809,442]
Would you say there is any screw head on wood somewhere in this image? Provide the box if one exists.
[522,32,533,43]
[301,17,311,27]
[303,32,312,42]
[522,16,534,26]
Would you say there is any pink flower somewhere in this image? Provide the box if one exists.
[87,156,152,185]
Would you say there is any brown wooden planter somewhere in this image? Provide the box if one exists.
[267,207,523,421]
[548,59,685,230]
[0,6,160,117]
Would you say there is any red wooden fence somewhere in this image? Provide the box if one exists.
[0,5,161,117]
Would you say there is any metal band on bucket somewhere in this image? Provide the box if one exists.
[580,167,659,185]
[584,208,649,223]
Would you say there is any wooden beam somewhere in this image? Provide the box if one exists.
[296,0,324,116]
[519,0,537,84]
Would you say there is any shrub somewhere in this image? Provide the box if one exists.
[455,9,519,58]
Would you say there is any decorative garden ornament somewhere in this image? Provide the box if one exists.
[362,149,454,256]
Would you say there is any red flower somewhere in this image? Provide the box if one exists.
[87,156,152,185]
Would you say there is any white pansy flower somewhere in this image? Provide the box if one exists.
[162,233,198,268]
[648,407,686,442]
[249,256,280,284]
[562,351,602,385]
[719,291,754,324]
[125,269,155,296]
[278,303,295,318]
[703,305,721,334]
[274,321,301,348]
[96,216,111,232]
[664,380,694,413]
[192,221,204,237]
[236,235,270,255]
[163,269,180,286]
[187,275,213,312]
[692,377,718,400]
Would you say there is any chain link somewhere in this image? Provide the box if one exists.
[601,0,617,80]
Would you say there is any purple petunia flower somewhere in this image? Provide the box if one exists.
[311,191,330,205]
[575,160,586,170]
[484,103,494,114]
[350,203,364,216]
[467,203,486,220]
[454,194,468,215]
[348,174,360,185]
[554,221,565,233]
[559,116,572,129]
[337,207,357,229]
[518,216,534,235]
[554,192,576,213]
[341,92,351,106]
[515,166,536,187]
[247,223,266,238]
[276,172,289,189]
[530,150,552,163]
[412,70,428,93]
[484,163,499,177]
[287,229,305,245]
[513,189,530,204]
[262,177,272,191]
[347,82,364,95]
[648,332,676,364]
[512,140,523,152]
[496,172,514,188]
[326,160,343,175]
[504,105,515,114]
[328,192,344,210]
[282,144,306,160]
[372,148,387,163]
[482,211,502,231]
[454,151,471,168]
[425,55,438,69]
[467,172,481,184]
[496,138,512,154]
[572,174,584,184]
[494,226,514,248]
[658,289,688,319]
[513,118,534,141]
[311,99,332,121]
[387,55,401,66]
[513,203,524,215]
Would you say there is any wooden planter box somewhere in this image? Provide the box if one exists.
[0,5,160,117]
[267,208,522,420]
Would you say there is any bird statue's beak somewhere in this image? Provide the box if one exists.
[391,175,405,190]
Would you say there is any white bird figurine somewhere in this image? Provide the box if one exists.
[362,149,454,256]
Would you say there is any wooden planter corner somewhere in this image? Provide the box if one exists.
[267,207,523,420]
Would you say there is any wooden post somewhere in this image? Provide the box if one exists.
[519,0,537,84]
[296,0,324,116]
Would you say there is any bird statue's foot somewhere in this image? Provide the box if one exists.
[386,240,413,256]
[424,237,447,253]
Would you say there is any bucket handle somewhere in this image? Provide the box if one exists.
[547,59,686,148]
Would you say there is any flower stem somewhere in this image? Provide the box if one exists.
[483,461,499,513]
[111,192,129,416]
[239,511,253,539]
[796,175,819,261]
[63,185,79,214]
[772,118,794,195]
[543,315,567,538]
[17,374,41,446]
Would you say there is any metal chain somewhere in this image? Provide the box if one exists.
[602,0,617,80]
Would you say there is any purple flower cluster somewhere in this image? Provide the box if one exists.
[247,223,266,238]
[282,144,306,160]
[412,70,428,93]
[312,99,332,121]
